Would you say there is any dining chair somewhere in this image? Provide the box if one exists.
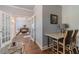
[71,30,78,54]
[58,30,73,54]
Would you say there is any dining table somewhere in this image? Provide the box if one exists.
[45,32,65,53]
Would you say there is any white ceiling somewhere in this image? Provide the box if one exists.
[14,5,35,10]
[0,5,34,17]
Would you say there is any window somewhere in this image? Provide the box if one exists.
[2,13,10,43]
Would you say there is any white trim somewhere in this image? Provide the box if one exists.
[42,45,52,50]
[30,36,34,42]
[42,43,53,50]
[7,5,33,12]
[1,40,11,49]
[30,36,43,50]
[35,41,43,50]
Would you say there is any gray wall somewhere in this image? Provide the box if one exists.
[33,5,62,49]
[33,5,79,50]
[34,5,43,49]
[43,5,62,47]
[62,5,79,47]
[62,5,79,29]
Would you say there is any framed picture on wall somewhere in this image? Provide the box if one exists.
[50,14,58,24]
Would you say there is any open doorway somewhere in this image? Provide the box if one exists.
[15,17,27,34]
[15,16,36,42]
[31,16,36,42]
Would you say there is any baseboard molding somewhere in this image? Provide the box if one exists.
[30,37,34,42]
[42,46,50,50]
[30,37,52,51]
[1,40,11,49]
[35,41,43,50]
[42,44,53,50]
[30,37,43,50]
[30,38,52,50]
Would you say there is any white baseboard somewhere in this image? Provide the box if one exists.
[1,40,11,49]
[35,41,43,50]
[42,44,53,50]
[30,37,43,50]
[30,37,34,42]
[29,36,52,51]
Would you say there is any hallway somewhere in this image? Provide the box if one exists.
[0,33,52,54]
[12,34,52,54]
[0,5,79,54]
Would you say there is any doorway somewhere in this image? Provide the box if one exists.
[31,16,36,42]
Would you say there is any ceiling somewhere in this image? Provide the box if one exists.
[0,5,35,17]
[14,5,35,10]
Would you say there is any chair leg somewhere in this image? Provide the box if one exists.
[72,49,74,54]
[71,46,74,54]
[51,41,54,53]
[72,45,78,54]
[69,47,72,54]
[20,48,23,54]
[75,47,78,53]
[57,40,59,54]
